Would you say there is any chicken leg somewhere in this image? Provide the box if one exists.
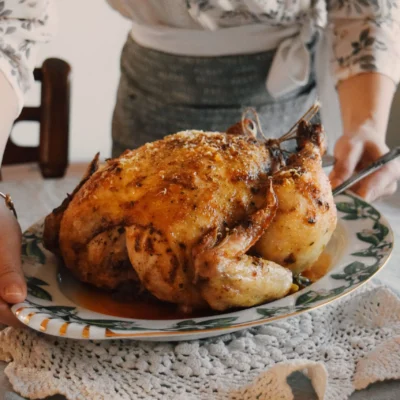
[192,185,292,311]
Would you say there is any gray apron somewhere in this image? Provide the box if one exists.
[111,35,318,157]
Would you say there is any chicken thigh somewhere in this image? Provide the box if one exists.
[254,121,337,274]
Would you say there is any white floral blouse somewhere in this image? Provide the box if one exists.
[0,0,399,113]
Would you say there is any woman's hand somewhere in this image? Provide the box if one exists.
[0,202,26,327]
[331,72,399,202]
[0,72,25,327]
[330,124,400,201]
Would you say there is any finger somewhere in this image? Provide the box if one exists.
[383,181,398,198]
[370,181,398,203]
[354,164,399,202]
[0,297,25,328]
[0,207,26,304]
[329,140,363,188]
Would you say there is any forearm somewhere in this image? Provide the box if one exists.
[0,0,57,163]
[337,73,396,142]
[0,71,18,163]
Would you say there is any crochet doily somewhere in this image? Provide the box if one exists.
[1,285,400,400]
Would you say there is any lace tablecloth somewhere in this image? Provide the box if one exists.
[0,174,399,400]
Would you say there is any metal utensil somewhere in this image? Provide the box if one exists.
[332,146,400,196]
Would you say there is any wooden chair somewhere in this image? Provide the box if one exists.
[2,58,71,178]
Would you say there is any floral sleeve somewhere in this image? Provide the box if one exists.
[328,0,400,86]
[0,0,56,114]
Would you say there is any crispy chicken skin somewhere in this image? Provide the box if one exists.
[43,120,336,311]
[43,153,100,256]
[191,187,292,310]
[43,153,140,289]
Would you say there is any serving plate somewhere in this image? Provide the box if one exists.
[12,192,393,341]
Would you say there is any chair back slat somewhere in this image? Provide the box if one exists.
[2,58,71,179]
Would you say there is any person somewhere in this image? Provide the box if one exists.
[0,0,399,327]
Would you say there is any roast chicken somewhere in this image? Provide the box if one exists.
[43,116,337,311]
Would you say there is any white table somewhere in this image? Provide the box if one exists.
[0,164,399,400]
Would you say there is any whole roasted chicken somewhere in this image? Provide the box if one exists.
[44,111,337,311]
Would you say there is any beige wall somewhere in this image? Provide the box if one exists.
[12,0,399,162]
